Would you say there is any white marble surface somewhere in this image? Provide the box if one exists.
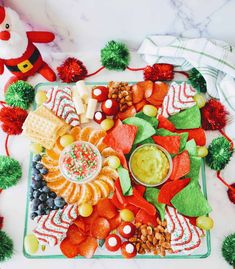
[0,0,235,269]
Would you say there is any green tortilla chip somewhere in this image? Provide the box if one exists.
[117,166,133,196]
[144,187,165,221]
[139,137,155,145]
[185,139,197,156]
[155,128,188,152]
[123,117,156,144]
[171,181,212,217]
[186,156,202,183]
[168,105,201,129]
[135,112,158,128]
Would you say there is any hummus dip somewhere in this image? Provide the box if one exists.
[130,144,170,186]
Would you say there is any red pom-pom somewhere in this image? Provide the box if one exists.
[201,99,228,130]
[0,106,28,135]
[227,183,235,204]
[144,64,174,81]
[57,57,88,83]
[0,216,3,230]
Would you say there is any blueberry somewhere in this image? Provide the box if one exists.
[38,203,45,211]
[30,186,34,194]
[31,180,41,190]
[40,168,48,175]
[42,186,50,193]
[31,203,38,211]
[33,198,41,207]
[53,206,59,210]
[33,190,40,198]
[36,163,43,170]
[30,212,38,220]
[46,198,54,208]
[34,174,42,181]
[33,154,42,162]
[38,209,45,216]
[49,192,57,198]
[39,193,47,202]
[41,180,47,187]
[32,168,40,175]
[54,197,66,208]
[32,161,37,168]
[30,195,34,201]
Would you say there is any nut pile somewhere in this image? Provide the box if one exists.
[108,81,132,112]
[128,218,173,256]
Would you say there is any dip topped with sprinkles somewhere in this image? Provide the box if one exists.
[59,141,102,183]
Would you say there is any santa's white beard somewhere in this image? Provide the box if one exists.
[0,7,28,60]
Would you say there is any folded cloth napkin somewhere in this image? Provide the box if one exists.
[138,35,235,115]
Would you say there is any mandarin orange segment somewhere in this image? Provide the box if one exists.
[88,130,106,145]
[80,126,93,141]
[41,156,58,168]
[93,180,110,198]
[57,181,73,198]
[43,169,62,182]
[46,149,60,160]
[70,126,81,141]
[96,138,108,152]
[65,183,77,204]
[101,147,119,158]
[99,166,119,180]
[76,184,92,205]
[96,175,114,191]
[47,177,67,191]
[88,182,102,205]
[55,138,64,152]
[68,184,81,204]
[102,158,109,167]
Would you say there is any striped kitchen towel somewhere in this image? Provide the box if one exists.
[138,35,235,115]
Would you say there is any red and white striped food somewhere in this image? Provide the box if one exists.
[44,86,80,126]
[158,82,196,118]
[165,206,204,255]
[33,204,78,247]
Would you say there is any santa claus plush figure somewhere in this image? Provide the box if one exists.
[0,6,56,90]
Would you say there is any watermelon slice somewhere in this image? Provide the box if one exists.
[168,105,201,129]
[158,178,190,206]
[152,135,181,154]
[103,123,138,154]
[170,150,190,180]
[123,117,156,144]
[175,128,206,146]
[158,115,176,132]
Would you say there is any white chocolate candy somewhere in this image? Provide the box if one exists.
[75,80,89,101]
[72,86,85,115]
[86,98,98,119]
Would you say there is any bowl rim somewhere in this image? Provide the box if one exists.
[59,141,102,184]
[129,143,173,187]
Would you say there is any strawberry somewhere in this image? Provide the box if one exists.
[92,86,109,102]
[101,99,119,116]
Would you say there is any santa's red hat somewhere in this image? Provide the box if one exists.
[0,6,5,24]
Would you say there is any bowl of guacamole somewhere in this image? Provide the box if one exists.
[129,144,172,187]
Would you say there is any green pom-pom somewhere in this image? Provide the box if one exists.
[189,68,207,93]
[222,233,235,266]
[0,231,14,262]
[0,156,22,190]
[206,137,233,170]
[101,40,130,71]
[5,80,34,110]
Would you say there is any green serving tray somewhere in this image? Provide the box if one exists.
[23,82,211,259]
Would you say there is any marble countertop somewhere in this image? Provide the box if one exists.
[0,0,235,269]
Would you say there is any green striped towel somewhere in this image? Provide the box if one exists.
[138,35,235,115]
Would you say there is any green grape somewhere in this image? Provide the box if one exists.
[197,146,208,157]
[143,105,158,117]
[120,209,134,222]
[35,91,47,105]
[108,156,121,169]
[30,143,43,154]
[193,94,206,108]
[196,216,214,230]
[100,119,114,131]
[60,135,74,147]
[78,203,93,217]
[24,234,39,254]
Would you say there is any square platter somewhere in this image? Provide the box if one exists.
[23,81,211,259]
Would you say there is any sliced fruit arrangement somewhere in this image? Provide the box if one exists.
[41,126,118,206]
